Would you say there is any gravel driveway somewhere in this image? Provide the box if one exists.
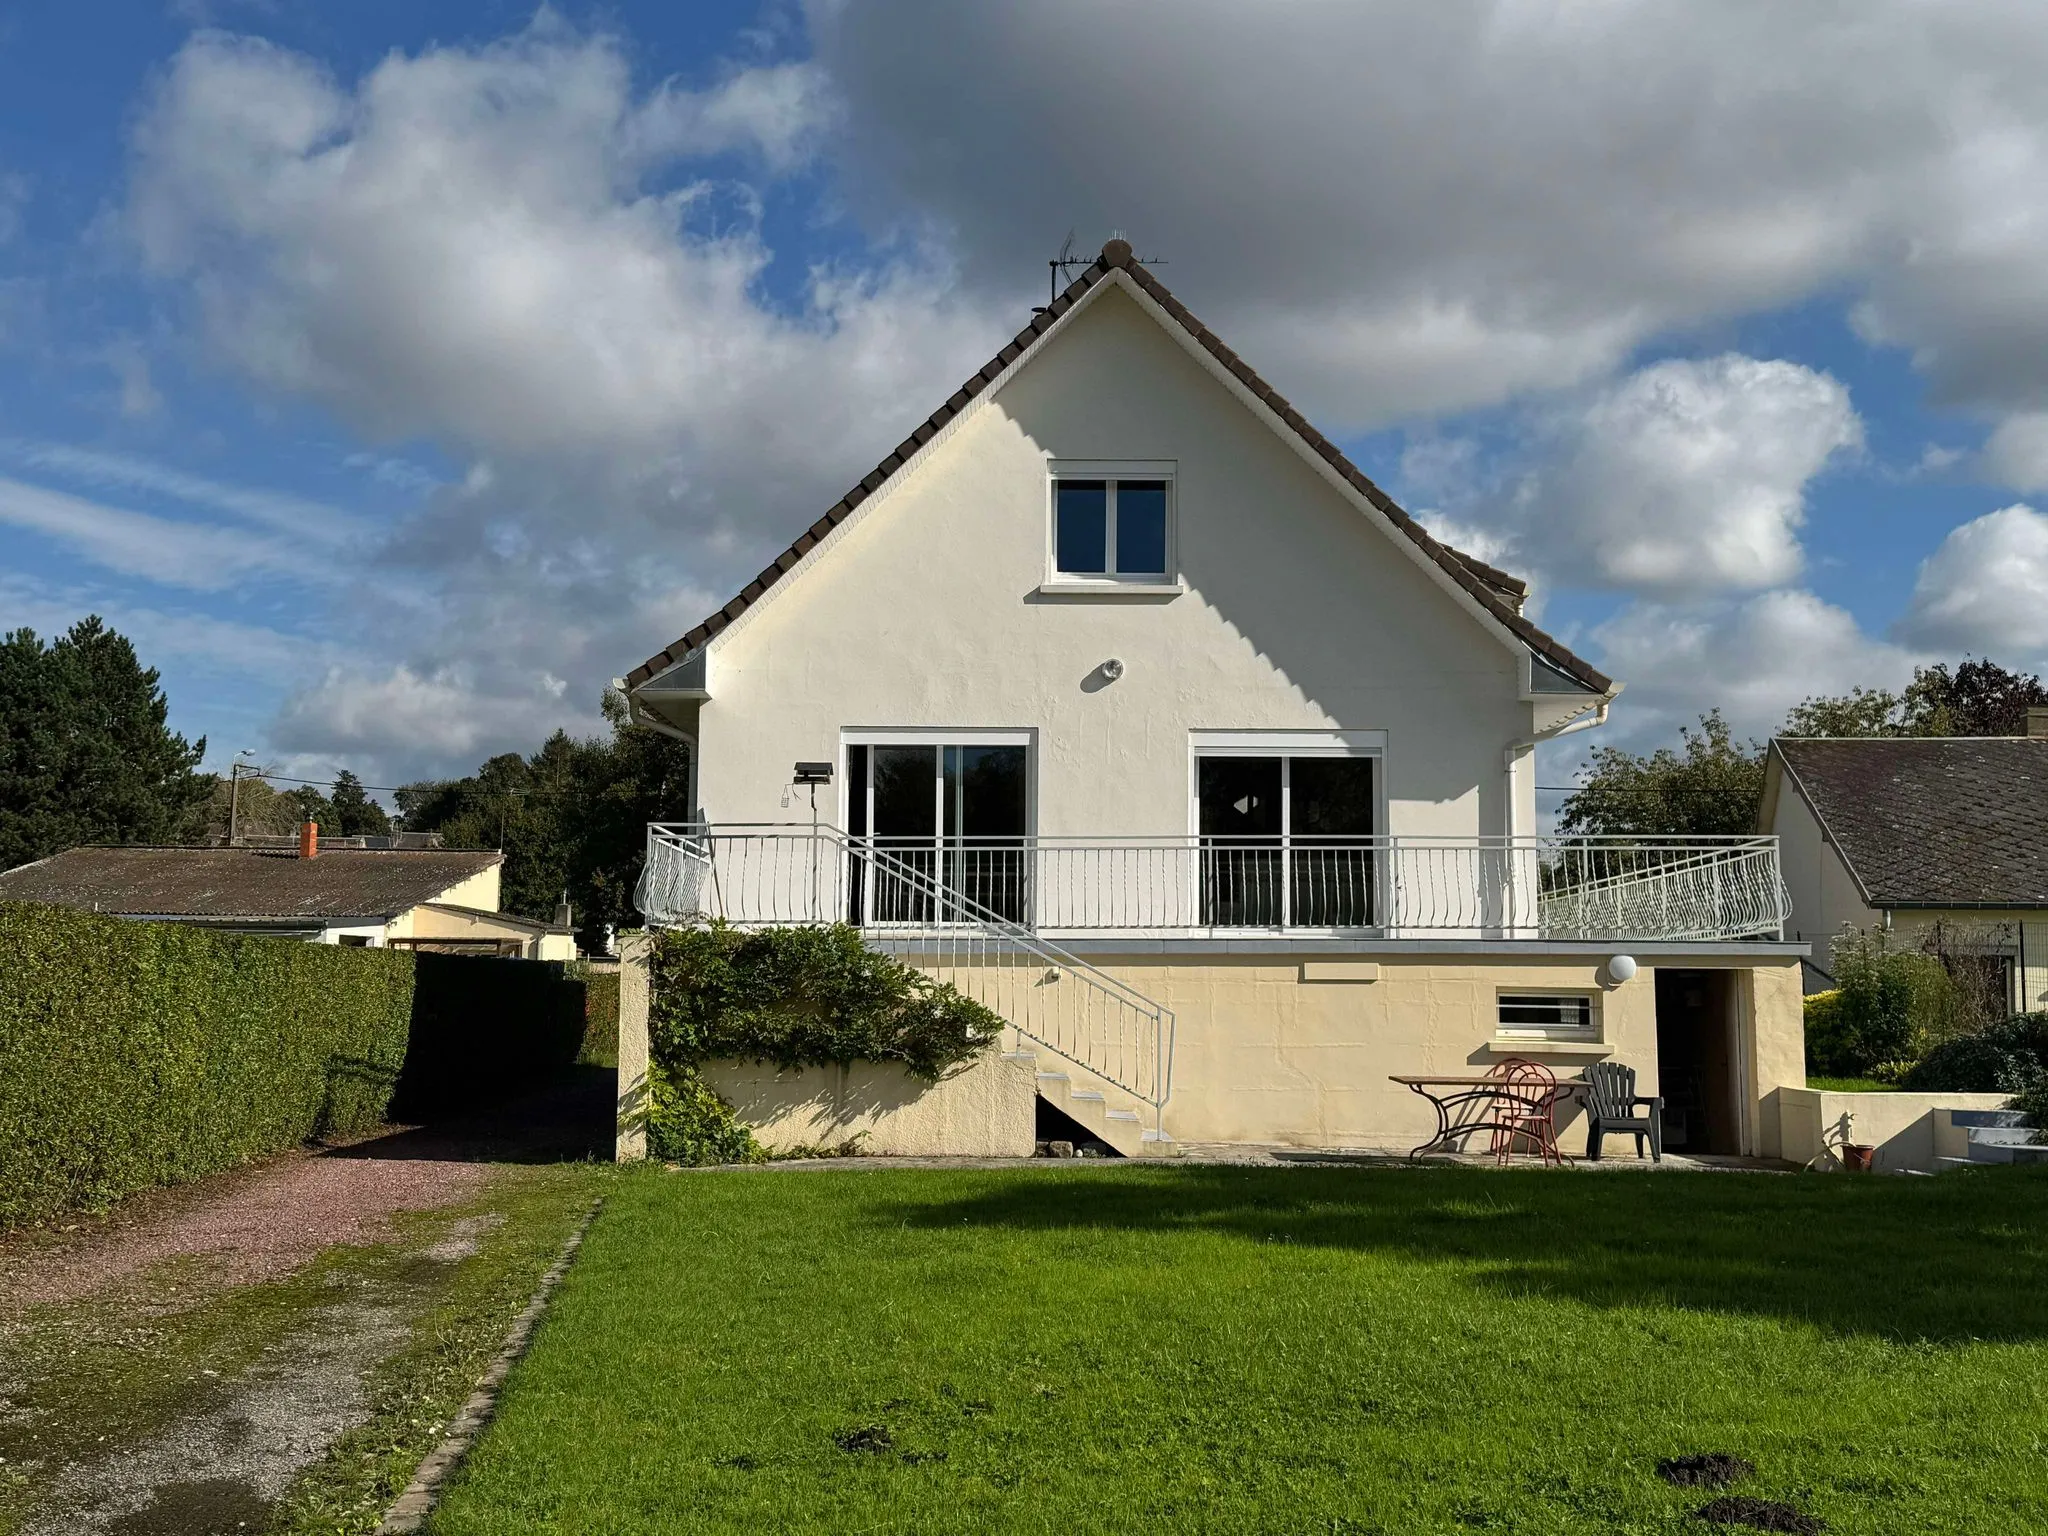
[0,1074,611,1536]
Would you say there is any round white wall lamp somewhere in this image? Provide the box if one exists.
[1605,954,1638,985]
[1100,658,1125,681]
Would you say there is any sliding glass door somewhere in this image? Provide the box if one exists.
[1197,753,1376,928]
[845,742,1029,923]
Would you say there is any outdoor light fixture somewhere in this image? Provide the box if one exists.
[1606,954,1638,985]
[1100,658,1125,681]
[793,761,833,785]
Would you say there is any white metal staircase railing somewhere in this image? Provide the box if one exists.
[635,823,1176,1133]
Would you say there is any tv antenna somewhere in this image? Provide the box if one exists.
[1035,230,1166,312]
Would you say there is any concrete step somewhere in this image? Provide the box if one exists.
[1949,1109,2031,1129]
[1966,1126,2042,1149]
[1011,1040,1180,1159]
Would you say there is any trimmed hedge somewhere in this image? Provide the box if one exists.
[0,901,414,1230]
[573,963,620,1067]
[644,923,1006,1164]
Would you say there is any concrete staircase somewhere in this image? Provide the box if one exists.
[1938,1108,2048,1170]
[1004,1045,1180,1159]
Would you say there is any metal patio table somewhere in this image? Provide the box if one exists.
[1390,1072,1584,1160]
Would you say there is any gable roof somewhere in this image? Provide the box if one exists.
[626,238,1606,694]
[0,846,504,924]
[1772,737,2048,907]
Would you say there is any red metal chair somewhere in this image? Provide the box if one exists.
[1489,1058,1565,1166]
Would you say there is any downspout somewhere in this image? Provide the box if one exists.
[616,677,701,824]
[1504,696,1613,835]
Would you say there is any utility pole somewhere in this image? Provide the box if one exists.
[227,753,257,845]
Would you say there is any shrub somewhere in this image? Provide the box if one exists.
[643,1061,763,1165]
[1809,929,1960,1076]
[642,923,1006,1166]
[650,923,1005,1081]
[0,901,415,1230]
[2009,1081,2048,1144]
[1902,1013,2048,1093]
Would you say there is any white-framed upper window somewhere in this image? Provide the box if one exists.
[1047,460,1175,585]
[1496,991,1599,1042]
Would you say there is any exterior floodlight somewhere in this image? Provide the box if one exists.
[1100,658,1125,681]
[1606,954,1638,985]
[793,761,834,785]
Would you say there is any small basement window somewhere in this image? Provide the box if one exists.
[1496,992,1598,1041]
[1051,470,1173,583]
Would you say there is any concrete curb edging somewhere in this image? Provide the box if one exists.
[377,1198,604,1534]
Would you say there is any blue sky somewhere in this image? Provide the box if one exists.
[4,2,2047,800]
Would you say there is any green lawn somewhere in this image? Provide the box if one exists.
[1805,1075,1902,1093]
[429,1163,2048,1535]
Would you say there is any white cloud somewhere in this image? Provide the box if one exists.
[1591,589,1921,749]
[1897,503,2048,657]
[0,571,324,681]
[1422,355,1860,597]
[628,61,837,173]
[0,474,331,591]
[128,26,991,471]
[0,440,363,542]
[811,1,2048,446]
[1981,414,2048,490]
[1524,356,1860,593]
[121,21,1004,779]
[272,664,544,764]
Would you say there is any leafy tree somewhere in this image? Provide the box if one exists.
[0,617,209,869]
[396,690,690,947]
[281,785,335,828]
[1781,685,1906,738]
[1556,710,1765,837]
[1784,658,2048,739]
[327,771,392,837]
[1901,658,2048,737]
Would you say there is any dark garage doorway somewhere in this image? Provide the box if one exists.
[1654,969,1741,1156]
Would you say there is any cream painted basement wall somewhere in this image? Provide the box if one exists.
[696,283,1531,839]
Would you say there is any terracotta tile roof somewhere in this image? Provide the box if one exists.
[625,239,1606,694]
[1774,737,2048,906]
[0,845,504,923]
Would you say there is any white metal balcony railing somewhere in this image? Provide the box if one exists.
[638,824,1789,944]
[634,822,1177,1131]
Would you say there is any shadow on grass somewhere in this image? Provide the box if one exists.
[880,1163,2048,1344]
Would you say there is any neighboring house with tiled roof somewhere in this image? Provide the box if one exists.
[0,843,576,959]
[621,238,1810,1161]
[1762,730,2048,1008]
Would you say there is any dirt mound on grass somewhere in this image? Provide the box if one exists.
[1694,1495,1826,1532]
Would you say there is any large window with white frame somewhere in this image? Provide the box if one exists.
[1048,461,1175,585]
[1190,732,1383,929]
[844,733,1031,924]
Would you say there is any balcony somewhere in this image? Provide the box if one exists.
[638,824,1790,944]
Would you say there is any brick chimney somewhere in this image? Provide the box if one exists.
[299,821,319,859]
[2029,706,2048,739]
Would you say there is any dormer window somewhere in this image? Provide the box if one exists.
[1047,461,1177,588]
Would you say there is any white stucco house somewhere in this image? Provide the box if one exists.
[621,238,1807,1159]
